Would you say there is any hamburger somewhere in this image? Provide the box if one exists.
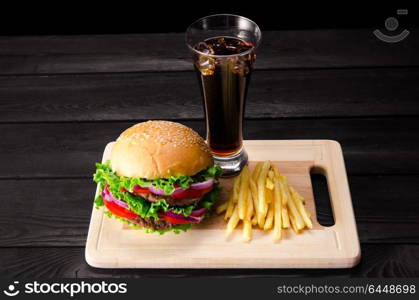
[93,121,222,234]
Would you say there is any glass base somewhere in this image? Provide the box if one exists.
[213,149,248,177]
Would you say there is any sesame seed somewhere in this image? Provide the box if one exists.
[116,120,209,151]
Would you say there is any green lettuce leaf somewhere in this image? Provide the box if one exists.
[95,161,222,195]
[144,223,193,235]
[200,183,220,208]
[94,195,104,209]
[92,161,222,234]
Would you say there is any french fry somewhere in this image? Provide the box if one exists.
[272,164,281,178]
[225,196,235,220]
[249,178,258,221]
[281,174,289,185]
[246,189,254,221]
[225,205,240,238]
[273,176,282,241]
[287,200,306,230]
[290,188,312,229]
[265,187,273,204]
[266,177,274,190]
[224,160,313,242]
[216,202,228,214]
[290,186,305,204]
[251,215,258,225]
[252,162,263,181]
[238,166,249,220]
[258,213,266,229]
[266,166,275,190]
[225,174,241,220]
[286,198,305,231]
[232,173,242,203]
[281,207,290,228]
[243,220,252,242]
[278,180,288,206]
[283,177,305,230]
[289,214,301,234]
[258,191,267,229]
[257,161,270,225]
[263,202,274,231]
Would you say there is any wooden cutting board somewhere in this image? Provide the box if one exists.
[85,140,360,268]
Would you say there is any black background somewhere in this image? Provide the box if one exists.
[1,2,416,35]
[1,1,419,278]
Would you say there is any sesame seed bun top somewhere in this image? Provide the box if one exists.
[110,121,214,179]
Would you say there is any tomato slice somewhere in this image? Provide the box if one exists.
[104,199,138,219]
[132,185,151,195]
[120,186,151,195]
[172,186,213,199]
[159,214,192,224]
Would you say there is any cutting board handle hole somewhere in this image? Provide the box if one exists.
[310,167,335,227]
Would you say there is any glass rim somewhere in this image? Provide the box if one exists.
[185,14,262,58]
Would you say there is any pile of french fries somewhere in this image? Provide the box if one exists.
[216,161,312,242]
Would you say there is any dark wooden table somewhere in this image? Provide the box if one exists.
[1,30,418,277]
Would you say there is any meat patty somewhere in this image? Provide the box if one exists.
[128,215,174,230]
[137,192,202,206]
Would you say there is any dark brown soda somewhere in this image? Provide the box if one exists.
[193,37,255,156]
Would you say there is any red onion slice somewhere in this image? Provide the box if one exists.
[102,185,130,209]
[190,207,207,217]
[146,178,214,195]
[160,210,205,223]
[190,178,214,190]
[148,185,182,196]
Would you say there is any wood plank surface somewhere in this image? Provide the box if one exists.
[0,118,417,178]
[0,175,418,247]
[1,244,418,277]
[0,30,418,276]
[1,68,418,123]
[0,30,418,75]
